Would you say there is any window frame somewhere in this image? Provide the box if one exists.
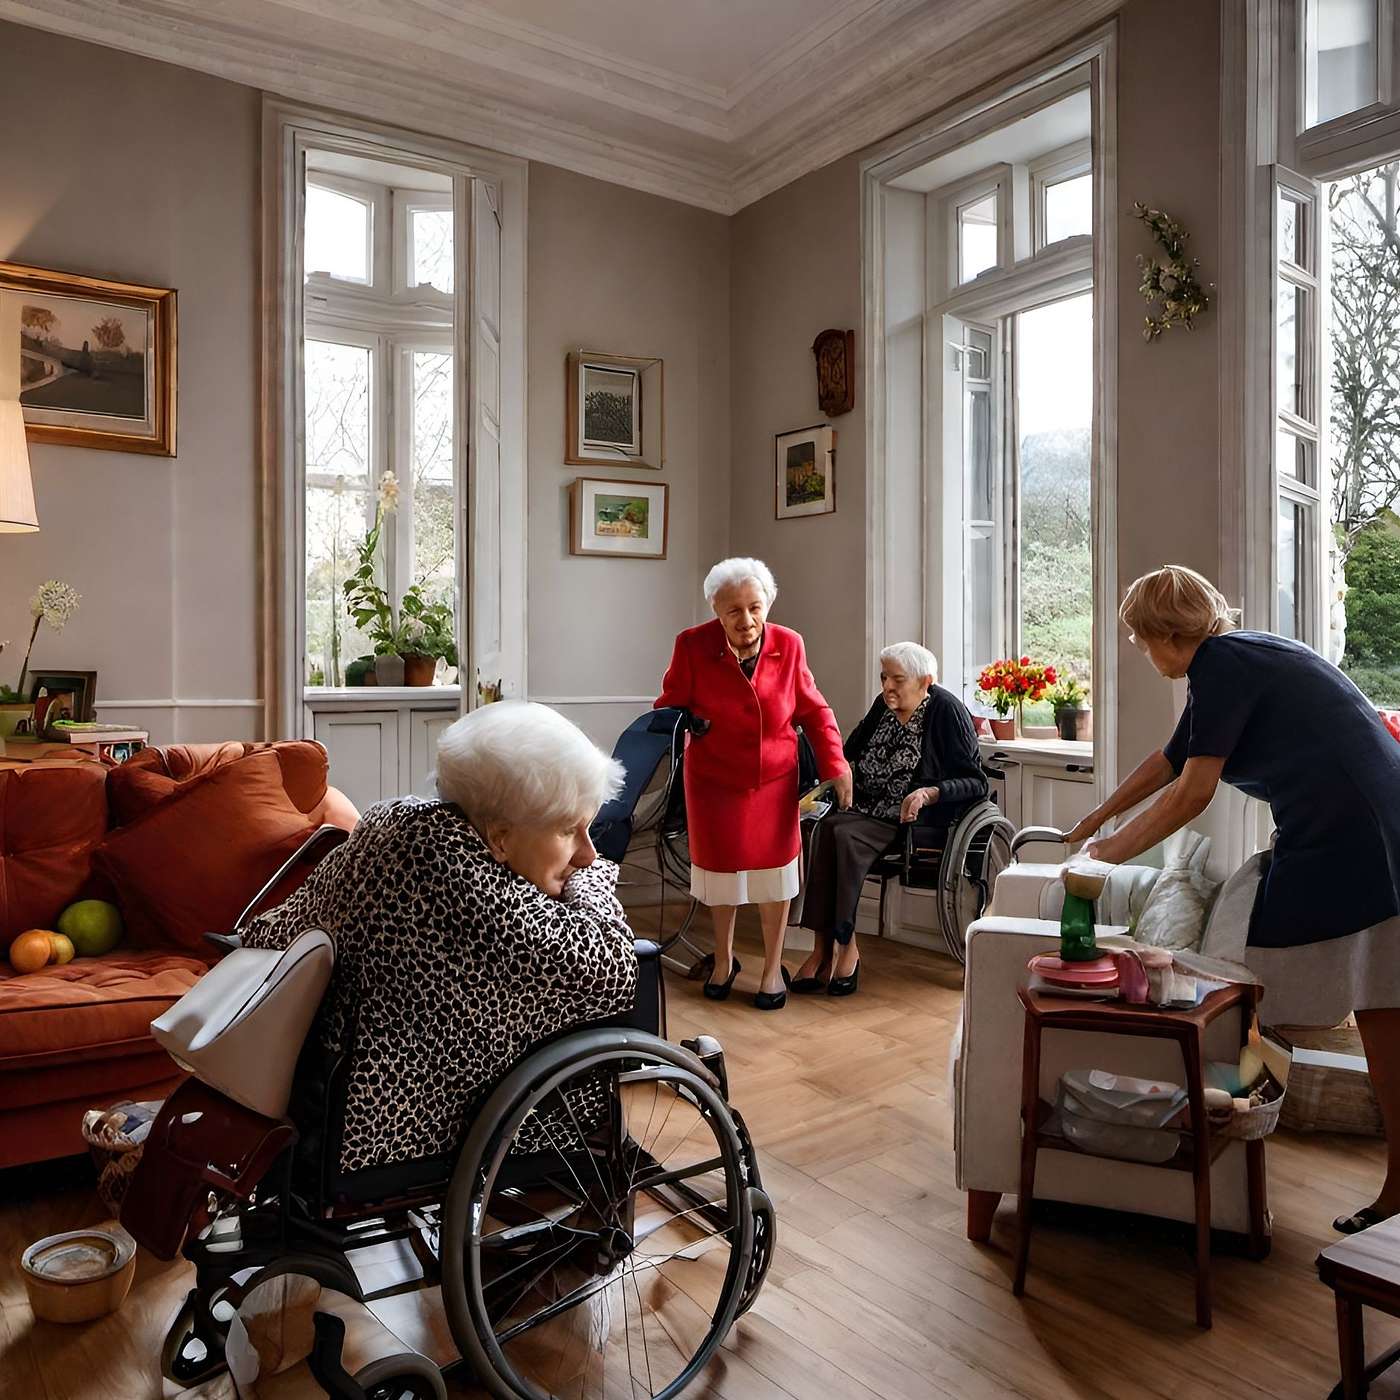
[1029,139,1093,253]
[304,171,386,291]
[392,333,456,612]
[939,165,1014,293]
[393,188,456,299]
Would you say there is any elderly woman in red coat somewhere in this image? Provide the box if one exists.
[657,557,850,1009]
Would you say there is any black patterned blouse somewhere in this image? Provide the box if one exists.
[242,798,638,1173]
[852,697,929,821]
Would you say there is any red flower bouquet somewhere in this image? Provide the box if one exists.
[977,656,1058,719]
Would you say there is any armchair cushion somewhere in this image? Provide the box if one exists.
[1134,828,1220,951]
[94,749,317,951]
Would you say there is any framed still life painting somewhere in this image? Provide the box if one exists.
[569,477,668,559]
[2,261,177,456]
[775,424,835,519]
[566,351,663,469]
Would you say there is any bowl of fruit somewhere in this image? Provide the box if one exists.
[6,901,123,974]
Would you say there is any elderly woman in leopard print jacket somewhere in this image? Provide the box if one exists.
[242,701,638,1176]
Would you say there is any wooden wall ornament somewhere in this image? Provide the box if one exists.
[811,327,854,417]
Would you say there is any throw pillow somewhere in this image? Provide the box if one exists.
[1132,827,1220,951]
[106,760,180,827]
[94,748,316,951]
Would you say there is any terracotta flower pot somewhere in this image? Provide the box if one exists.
[989,716,1016,741]
[402,653,436,687]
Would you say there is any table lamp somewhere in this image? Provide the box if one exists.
[0,399,38,533]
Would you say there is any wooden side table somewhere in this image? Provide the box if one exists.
[1317,1215,1400,1399]
[1014,982,1269,1328]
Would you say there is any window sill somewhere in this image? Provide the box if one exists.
[305,686,460,704]
[979,735,1093,766]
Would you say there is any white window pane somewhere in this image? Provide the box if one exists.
[1044,173,1092,245]
[1017,293,1094,689]
[966,386,993,520]
[1278,191,1306,268]
[1277,281,1307,419]
[1278,498,1302,639]
[965,525,997,684]
[411,208,454,294]
[1277,426,1315,486]
[305,341,371,480]
[411,350,455,601]
[1309,0,1379,126]
[959,194,999,284]
[305,184,370,283]
[305,482,374,686]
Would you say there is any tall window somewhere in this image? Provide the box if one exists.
[302,168,457,688]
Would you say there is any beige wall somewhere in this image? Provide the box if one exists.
[0,22,261,744]
[729,154,868,731]
[526,163,731,748]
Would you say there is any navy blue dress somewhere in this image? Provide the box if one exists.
[1163,631,1400,947]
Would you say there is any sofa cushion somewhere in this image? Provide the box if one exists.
[109,740,331,825]
[0,764,109,953]
[0,950,205,1070]
[95,748,318,950]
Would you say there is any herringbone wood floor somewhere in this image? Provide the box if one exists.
[3,915,1398,1399]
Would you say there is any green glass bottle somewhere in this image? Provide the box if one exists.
[1059,890,1099,962]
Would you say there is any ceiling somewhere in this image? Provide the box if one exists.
[0,0,1121,212]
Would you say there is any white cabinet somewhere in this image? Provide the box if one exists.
[308,689,459,811]
[981,739,1095,861]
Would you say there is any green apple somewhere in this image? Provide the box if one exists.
[56,900,124,957]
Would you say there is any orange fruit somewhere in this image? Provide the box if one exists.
[9,929,54,974]
[48,932,75,965]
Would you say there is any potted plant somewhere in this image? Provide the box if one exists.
[977,657,1056,739]
[0,580,81,739]
[396,585,457,687]
[1050,677,1092,741]
[343,474,405,685]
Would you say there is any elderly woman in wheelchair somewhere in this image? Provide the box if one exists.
[794,642,997,990]
[120,702,774,1400]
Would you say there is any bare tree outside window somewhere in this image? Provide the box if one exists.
[1329,162,1400,702]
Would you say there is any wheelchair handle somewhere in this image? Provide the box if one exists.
[1010,826,1069,858]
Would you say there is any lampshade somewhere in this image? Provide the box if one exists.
[0,401,38,533]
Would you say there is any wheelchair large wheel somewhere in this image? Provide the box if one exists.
[937,803,1014,965]
[443,1030,757,1400]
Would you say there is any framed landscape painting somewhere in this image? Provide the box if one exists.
[565,351,663,469]
[775,424,835,519]
[569,477,668,559]
[2,261,177,455]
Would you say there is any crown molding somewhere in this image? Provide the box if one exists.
[0,0,1123,213]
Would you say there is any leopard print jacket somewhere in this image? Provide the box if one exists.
[242,798,638,1173]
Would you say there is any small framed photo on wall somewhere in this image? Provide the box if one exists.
[775,424,835,520]
[566,351,664,469]
[569,477,669,559]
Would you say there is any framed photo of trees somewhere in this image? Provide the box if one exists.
[565,350,663,469]
[3,261,177,455]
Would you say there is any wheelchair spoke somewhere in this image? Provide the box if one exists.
[629,1155,725,1195]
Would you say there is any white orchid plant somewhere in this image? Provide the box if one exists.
[0,579,82,703]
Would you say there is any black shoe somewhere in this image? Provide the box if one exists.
[753,966,791,1011]
[791,971,829,994]
[703,957,741,1001]
[1334,1205,1390,1234]
[827,962,860,997]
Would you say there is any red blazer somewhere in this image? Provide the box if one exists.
[655,620,846,792]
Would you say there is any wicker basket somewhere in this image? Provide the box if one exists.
[1220,1071,1285,1141]
[81,1100,162,1215]
[1273,1023,1383,1138]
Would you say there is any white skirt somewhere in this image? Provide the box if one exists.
[690,857,800,907]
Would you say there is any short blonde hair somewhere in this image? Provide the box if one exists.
[703,557,777,608]
[1119,565,1239,641]
[880,641,937,682]
[435,701,624,830]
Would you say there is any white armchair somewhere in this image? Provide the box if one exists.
[953,860,1261,1243]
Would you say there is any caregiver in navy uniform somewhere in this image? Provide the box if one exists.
[657,557,850,1010]
[1068,565,1400,1234]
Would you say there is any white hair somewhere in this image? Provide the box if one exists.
[435,701,624,830]
[703,556,777,608]
[880,641,938,683]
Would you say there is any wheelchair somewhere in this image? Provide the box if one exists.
[120,825,775,1400]
[591,707,1014,969]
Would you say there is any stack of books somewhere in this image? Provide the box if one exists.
[5,723,148,764]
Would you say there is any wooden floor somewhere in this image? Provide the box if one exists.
[3,917,1399,1399]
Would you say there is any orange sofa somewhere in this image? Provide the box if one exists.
[0,742,357,1168]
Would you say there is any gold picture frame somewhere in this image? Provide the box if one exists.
[565,350,663,469]
[3,260,177,456]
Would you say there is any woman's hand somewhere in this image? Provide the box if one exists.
[900,786,939,823]
[831,770,853,810]
[1064,811,1104,846]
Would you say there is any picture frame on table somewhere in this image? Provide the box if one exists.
[29,669,97,723]
[565,351,664,469]
[775,424,835,519]
[569,477,669,559]
[2,260,177,456]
